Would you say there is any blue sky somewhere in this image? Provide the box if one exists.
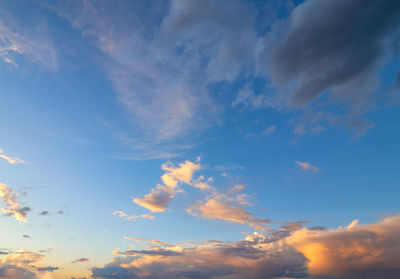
[1,0,400,278]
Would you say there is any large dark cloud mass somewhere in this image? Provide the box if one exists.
[267,0,400,109]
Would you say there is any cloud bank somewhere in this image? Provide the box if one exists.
[91,215,400,279]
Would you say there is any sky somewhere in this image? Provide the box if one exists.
[0,0,400,278]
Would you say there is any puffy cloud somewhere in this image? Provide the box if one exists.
[91,215,400,279]
[262,0,400,137]
[287,215,400,278]
[295,161,319,173]
[161,158,201,187]
[133,185,176,213]
[133,158,203,212]
[0,249,58,279]
[0,149,26,165]
[0,183,31,222]
[267,0,400,106]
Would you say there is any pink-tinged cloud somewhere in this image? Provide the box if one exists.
[187,188,269,231]
[287,215,400,278]
[0,183,31,222]
[133,158,204,212]
[0,149,26,165]
[141,214,155,220]
[92,215,400,279]
[133,185,176,212]
[124,236,174,247]
[112,210,137,221]
[295,161,319,172]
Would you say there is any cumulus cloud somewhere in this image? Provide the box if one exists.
[0,249,58,279]
[295,161,319,173]
[0,183,31,222]
[0,149,26,165]
[287,215,400,278]
[133,158,203,212]
[91,215,400,279]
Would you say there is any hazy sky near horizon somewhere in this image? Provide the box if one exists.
[1,0,400,278]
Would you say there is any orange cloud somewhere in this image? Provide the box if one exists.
[133,157,203,212]
[187,190,269,231]
[287,215,400,277]
[92,215,400,279]
[0,183,31,222]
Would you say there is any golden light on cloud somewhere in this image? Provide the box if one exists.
[0,183,30,222]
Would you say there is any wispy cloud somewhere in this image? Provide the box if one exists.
[72,257,90,264]
[295,161,319,173]
[112,210,137,222]
[0,149,26,165]
[187,186,270,231]
[0,183,31,222]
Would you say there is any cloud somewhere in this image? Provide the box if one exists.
[72,258,90,264]
[22,235,31,239]
[38,211,49,216]
[0,5,58,69]
[140,214,155,220]
[112,210,137,222]
[133,158,203,212]
[133,185,176,213]
[50,0,263,157]
[0,249,58,279]
[0,149,26,165]
[91,215,400,279]
[263,125,276,136]
[263,0,400,136]
[287,215,400,278]
[187,188,270,231]
[295,161,319,172]
[0,183,31,222]
[123,236,174,248]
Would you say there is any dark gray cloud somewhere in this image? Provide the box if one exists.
[22,235,31,239]
[35,266,58,272]
[71,258,90,264]
[38,211,48,216]
[266,0,400,108]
